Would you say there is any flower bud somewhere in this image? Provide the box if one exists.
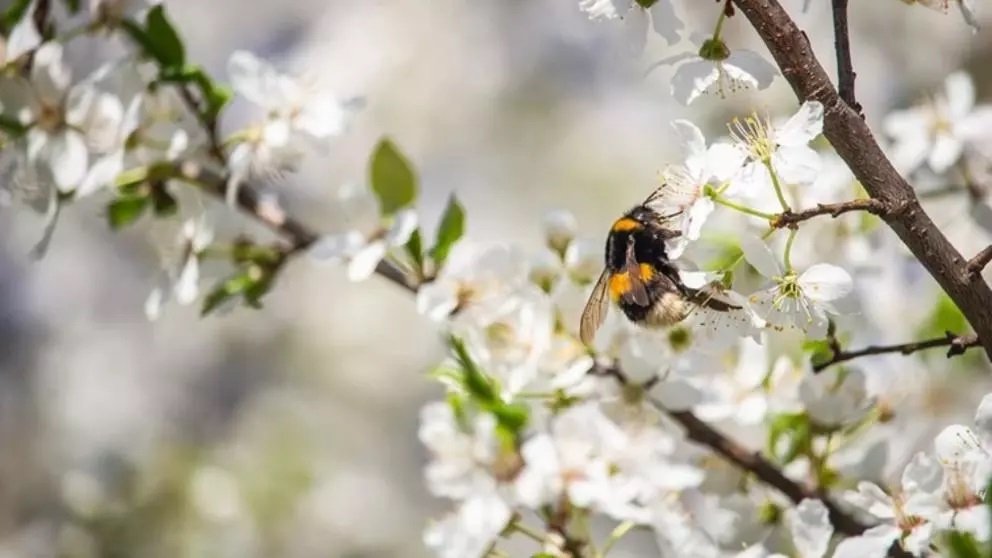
[542,209,578,254]
[564,239,601,284]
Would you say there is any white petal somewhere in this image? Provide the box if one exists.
[705,142,747,182]
[416,281,459,322]
[901,452,943,495]
[7,5,41,61]
[30,42,71,105]
[671,119,706,163]
[944,71,975,118]
[578,0,623,20]
[775,145,821,187]
[776,101,824,147]
[227,50,277,108]
[884,108,929,139]
[798,264,852,302]
[739,234,781,279]
[888,132,931,175]
[934,424,982,465]
[959,0,979,32]
[347,241,387,281]
[725,49,778,89]
[844,482,896,519]
[308,231,365,263]
[683,197,714,241]
[76,150,122,197]
[927,133,962,173]
[295,98,347,141]
[174,257,200,305]
[386,209,418,247]
[648,1,682,45]
[785,499,832,558]
[832,525,901,558]
[670,59,719,106]
[44,130,89,193]
[144,286,166,321]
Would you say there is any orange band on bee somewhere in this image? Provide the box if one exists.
[611,217,641,232]
[608,264,655,301]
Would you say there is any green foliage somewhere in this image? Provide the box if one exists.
[405,228,425,275]
[802,338,834,369]
[62,0,81,13]
[370,138,417,216]
[0,0,31,34]
[201,246,282,316]
[430,194,465,268]
[143,5,185,68]
[448,336,529,439]
[919,292,968,339]
[107,196,149,229]
[945,531,983,558]
[767,412,811,464]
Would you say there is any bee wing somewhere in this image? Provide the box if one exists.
[579,269,610,345]
[623,259,651,307]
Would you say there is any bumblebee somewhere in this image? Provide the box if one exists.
[579,193,738,345]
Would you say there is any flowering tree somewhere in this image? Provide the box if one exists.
[2,0,992,556]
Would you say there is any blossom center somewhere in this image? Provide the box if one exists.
[730,115,776,163]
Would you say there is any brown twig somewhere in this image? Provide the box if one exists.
[813,331,981,373]
[731,0,992,364]
[595,365,868,537]
[830,0,859,113]
[173,161,417,293]
[966,245,992,280]
[771,198,885,228]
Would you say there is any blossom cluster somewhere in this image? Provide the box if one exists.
[1,1,991,558]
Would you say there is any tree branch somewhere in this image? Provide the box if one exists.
[771,198,884,228]
[966,245,992,280]
[830,0,859,113]
[595,366,868,537]
[173,161,418,293]
[731,0,992,363]
[813,331,981,373]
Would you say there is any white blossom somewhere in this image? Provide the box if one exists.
[579,0,683,51]
[885,72,992,175]
[651,35,776,106]
[309,183,417,281]
[415,242,527,322]
[145,217,214,320]
[784,499,832,558]
[799,367,872,429]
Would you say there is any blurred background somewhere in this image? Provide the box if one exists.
[0,0,991,556]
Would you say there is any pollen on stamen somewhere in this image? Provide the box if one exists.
[729,113,776,163]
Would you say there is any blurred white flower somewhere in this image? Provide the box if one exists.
[226,50,351,199]
[456,286,554,397]
[579,0,683,50]
[836,453,941,557]
[15,43,141,196]
[416,242,527,322]
[885,72,992,175]
[651,35,776,106]
[728,102,823,213]
[5,1,41,62]
[799,368,872,429]
[309,183,417,281]
[563,237,602,284]
[742,236,851,338]
[419,402,502,500]
[145,217,214,320]
[423,491,511,558]
[543,208,578,253]
[129,85,203,164]
[785,499,832,558]
[694,337,769,425]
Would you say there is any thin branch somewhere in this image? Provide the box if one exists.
[771,198,885,229]
[731,0,992,363]
[173,161,418,293]
[966,245,992,280]
[813,331,981,373]
[595,365,868,536]
[830,0,859,113]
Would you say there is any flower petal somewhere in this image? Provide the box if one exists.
[386,209,418,247]
[944,71,975,118]
[347,241,387,281]
[227,50,278,108]
[776,101,824,147]
[785,499,832,558]
[670,59,719,106]
[725,49,777,90]
[648,0,682,45]
[739,234,781,279]
[44,130,89,193]
[798,263,852,302]
[832,525,901,558]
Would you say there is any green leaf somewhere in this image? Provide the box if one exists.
[945,531,983,558]
[61,0,81,14]
[150,182,178,216]
[918,292,968,339]
[143,5,185,68]
[0,0,31,34]
[767,412,811,464]
[201,272,255,316]
[492,402,528,436]
[370,139,417,216]
[430,194,465,268]
[107,196,149,229]
[803,339,834,369]
[405,228,425,275]
[450,336,497,405]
